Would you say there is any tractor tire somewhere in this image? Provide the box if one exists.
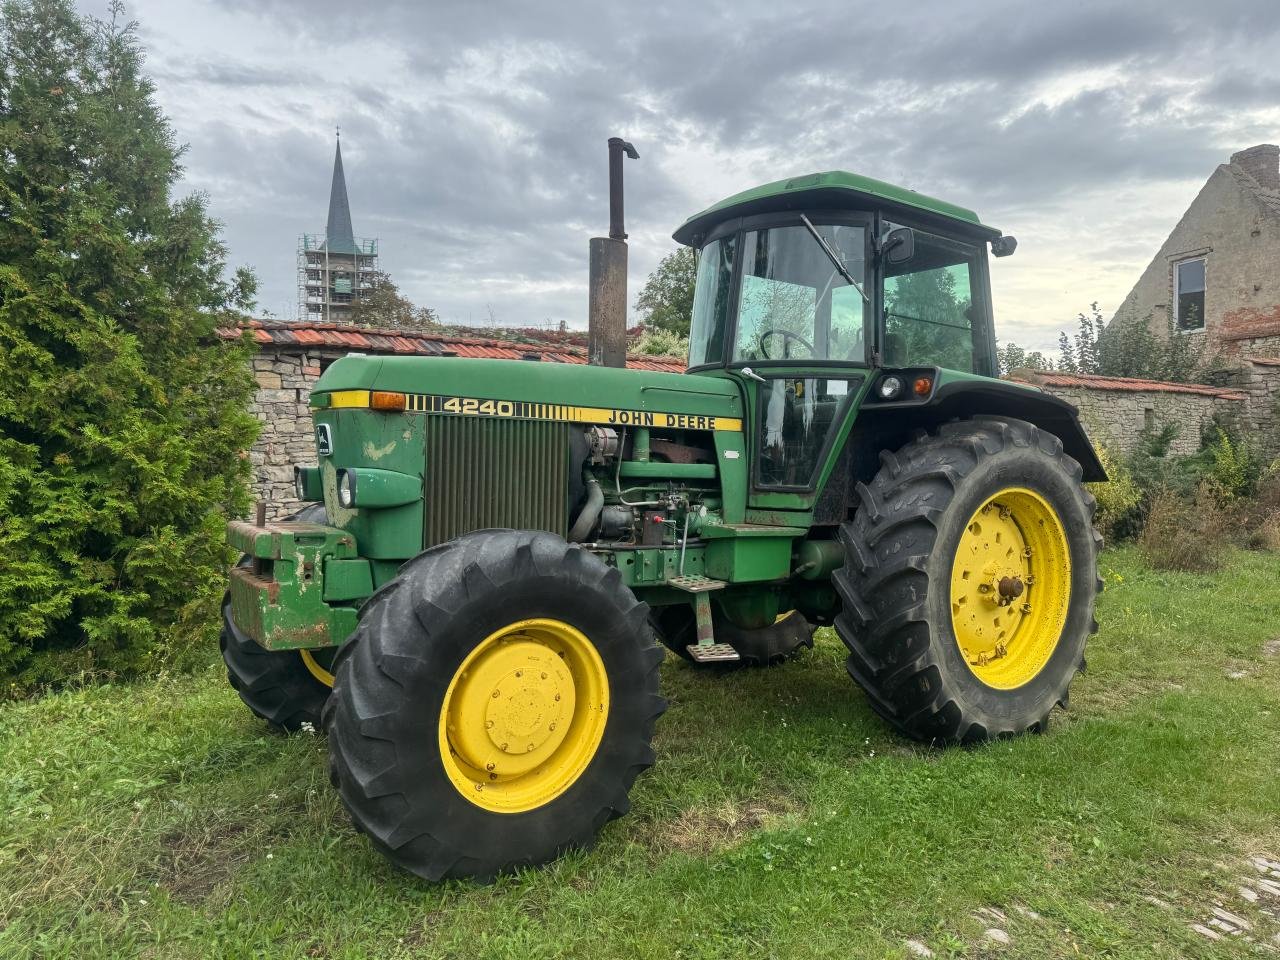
[653,606,816,666]
[220,503,334,732]
[833,417,1101,744]
[324,529,666,882]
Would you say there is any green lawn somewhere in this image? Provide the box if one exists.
[3,546,1279,959]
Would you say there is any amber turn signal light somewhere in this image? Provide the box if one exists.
[370,391,407,411]
[913,377,933,396]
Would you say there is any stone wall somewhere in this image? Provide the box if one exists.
[1024,379,1246,457]
[248,348,342,519]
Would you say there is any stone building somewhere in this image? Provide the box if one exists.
[1111,143,1280,354]
[229,320,684,517]
[1031,143,1280,460]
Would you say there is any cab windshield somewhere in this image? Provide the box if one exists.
[688,223,868,367]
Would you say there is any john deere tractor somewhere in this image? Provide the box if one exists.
[222,169,1104,881]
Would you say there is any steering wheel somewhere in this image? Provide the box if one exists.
[758,327,815,360]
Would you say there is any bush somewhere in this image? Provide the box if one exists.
[632,327,689,359]
[1237,463,1280,551]
[1139,485,1228,572]
[0,1,258,689]
[1089,445,1143,543]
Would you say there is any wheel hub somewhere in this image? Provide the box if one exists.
[439,619,609,813]
[950,488,1071,689]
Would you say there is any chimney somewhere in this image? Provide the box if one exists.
[588,137,638,368]
[1230,144,1280,192]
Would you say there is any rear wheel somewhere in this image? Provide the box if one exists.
[653,606,815,666]
[220,504,334,732]
[324,530,665,881]
[833,417,1101,744]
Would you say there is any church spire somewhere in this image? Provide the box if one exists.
[325,129,358,255]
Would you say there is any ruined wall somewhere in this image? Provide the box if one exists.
[1035,384,1244,457]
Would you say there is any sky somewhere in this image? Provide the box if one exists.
[80,0,1280,352]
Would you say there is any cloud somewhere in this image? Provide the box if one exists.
[82,0,1280,347]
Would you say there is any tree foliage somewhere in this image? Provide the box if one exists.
[0,0,259,686]
[635,246,696,336]
[1057,302,1207,383]
[349,270,438,330]
[995,341,1053,375]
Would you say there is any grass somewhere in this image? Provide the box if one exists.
[3,545,1280,959]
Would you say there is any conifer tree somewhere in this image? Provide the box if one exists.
[0,0,258,684]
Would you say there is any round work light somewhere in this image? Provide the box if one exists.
[877,376,904,401]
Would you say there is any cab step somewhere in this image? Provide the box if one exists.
[665,575,739,662]
[685,642,741,663]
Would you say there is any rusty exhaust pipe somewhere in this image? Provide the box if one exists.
[589,136,638,368]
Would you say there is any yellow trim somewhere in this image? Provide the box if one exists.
[319,390,741,432]
[949,487,1072,690]
[438,618,610,814]
[328,390,371,409]
[299,649,335,687]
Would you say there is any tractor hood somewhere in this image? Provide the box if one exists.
[312,354,744,428]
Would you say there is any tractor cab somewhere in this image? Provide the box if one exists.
[671,171,1025,505]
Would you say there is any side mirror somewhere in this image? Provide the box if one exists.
[991,235,1018,258]
[882,226,915,264]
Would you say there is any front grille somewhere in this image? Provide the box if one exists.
[423,416,571,547]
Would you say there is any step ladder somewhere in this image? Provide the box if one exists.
[666,575,739,663]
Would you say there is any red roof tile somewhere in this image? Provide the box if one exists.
[1010,370,1247,400]
[222,320,687,373]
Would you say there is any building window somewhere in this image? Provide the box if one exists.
[1143,407,1155,431]
[1175,258,1205,331]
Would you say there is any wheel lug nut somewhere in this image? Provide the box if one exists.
[1021,603,1032,614]
[554,693,561,701]
[515,670,522,678]
[541,672,547,680]
[485,762,495,771]
[500,742,509,750]
[491,690,500,698]
[485,720,493,729]
[489,772,497,780]
[527,743,535,752]
[548,722,556,732]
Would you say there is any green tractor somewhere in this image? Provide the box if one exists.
[222,169,1104,881]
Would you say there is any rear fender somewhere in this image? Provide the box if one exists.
[856,380,1106,482]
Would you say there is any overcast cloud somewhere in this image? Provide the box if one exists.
[78,0,1280,351]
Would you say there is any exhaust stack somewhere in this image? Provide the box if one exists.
[588,137,638,368]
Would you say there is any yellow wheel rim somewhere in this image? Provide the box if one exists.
[300,649,335,687]
[950,487,1071,690]
[438,618,610,813]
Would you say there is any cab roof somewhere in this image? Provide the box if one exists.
[672,170,1003,246]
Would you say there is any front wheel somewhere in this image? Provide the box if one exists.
[833,417,1101,744]
[324,530,666,881]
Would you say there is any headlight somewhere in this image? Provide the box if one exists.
[334,468,420,509]
[877,375,904,401]
[295,469,306,501]
[337,469,355,507]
